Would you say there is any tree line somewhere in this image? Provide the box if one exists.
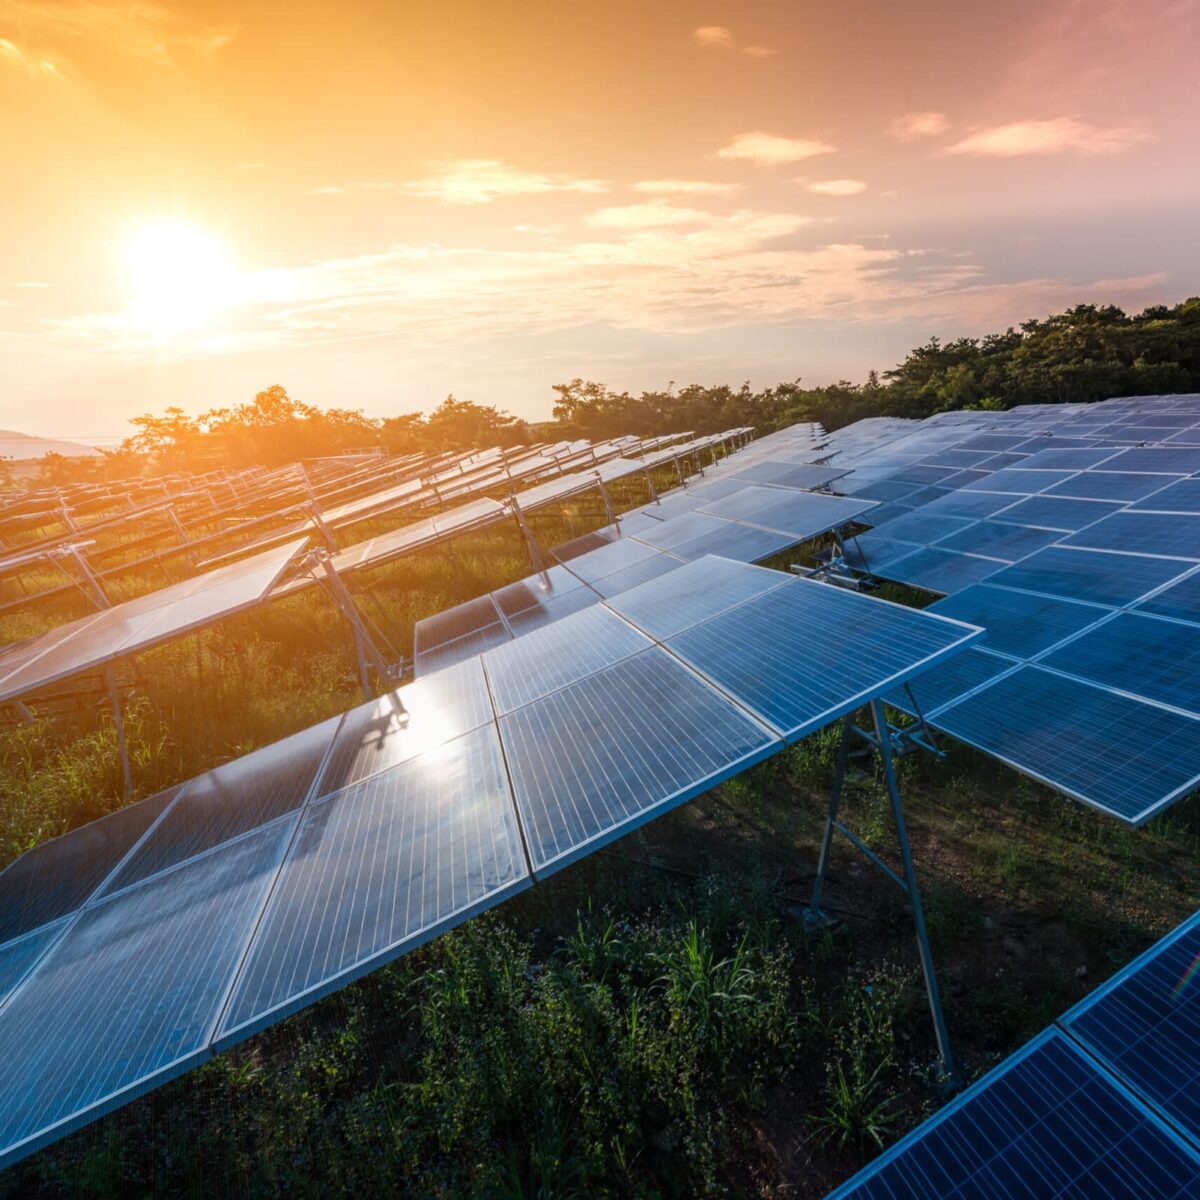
[19,297,1200,484]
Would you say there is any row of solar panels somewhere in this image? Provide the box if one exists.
[830,905,1200,1198]
[0,555,979,1167]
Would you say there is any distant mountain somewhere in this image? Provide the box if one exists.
[0,430,101,459]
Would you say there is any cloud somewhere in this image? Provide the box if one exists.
[585,203,722,230]
[692,26,734,47]
[944,117,1152,157]
[806,179,868,196]
[716,132,835,166]
[633,179,740,196]
[0,34,61,76]
[890,111,949,140]
[0,1,235,63]
[742,46,777,58]
[397,159,610,205]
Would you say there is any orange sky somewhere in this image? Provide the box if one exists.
[2,0,1198,439]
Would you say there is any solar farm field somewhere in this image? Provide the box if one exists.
[0,407,1199,1199]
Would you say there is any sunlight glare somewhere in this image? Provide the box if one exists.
[121,219,236,337]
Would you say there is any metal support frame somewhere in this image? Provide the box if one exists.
[672,454,686,487]
[311,550,403,703]
[807,701,959,1086]
[595,474,618,528]
[643,465,660,505]
[507,495,550,581]
[306,505,338,554]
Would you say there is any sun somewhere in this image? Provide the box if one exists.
[121,219,236,338]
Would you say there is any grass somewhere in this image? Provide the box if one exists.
[1,466,1199,1196]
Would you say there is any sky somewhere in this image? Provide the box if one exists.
[1,0,1198,441]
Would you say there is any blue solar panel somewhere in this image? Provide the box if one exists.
[413,594,503,653]
[1062,911,1200,1148]
[891,464,956,485]
[0,921,66,1008]
[0,818,294,1169]
[933,666,1200,824]
[100,715,342,896]
[884,647,1014,719]
[708,492,874,537]
[666,520,799,564]
[665,578,980,739]
[728,461,847,489]
[935,520,1061,562]
[1106,447,1200,474]
[985,546,1191,608]
[483,604,651,714]
[848,480,919,502]
[827,1030,1200,1199]
[414,621,512,675]
[1135,571,1200,624]
[634,510,731,551]
[1016,446,1123,471]
[505,585,601,632]
[1041,612,1200,715]
[989,494,1122,531]
[692,484,796,520]
[865,511,973,546]
[586,553,684,598]
[1064,511,1200,561]
[928,584,1109,659]
[843,535,920,573]
[919,490,1020,519]
[218,725,528,1045]
[963,467,1073,494]
[562,536,660,582]
[602,555,789,641]
[1131,478,1200,514]
[0,785,179,943]
[492,567,586,616]
[499,648,780,876]
[321,658,494,795]
[1044,471,1174,502]
[881,546,1005,595]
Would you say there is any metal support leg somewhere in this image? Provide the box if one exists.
[596,476,617,528]
[673,455,686,487]
[508,497,549,580]
[316,554,400,703]
[643,466,659,505]
[808,716,853,917]
[870,699,958,1085]
[105,668,133,797]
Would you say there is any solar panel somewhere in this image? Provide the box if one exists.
[99,714,342,896]
[633,510,733,552]
[492,567,587,617]
[1135,571,1200,623]
[827,1030,1200,1199]
[1105,446,1200,474]
[962,467,1073,494]
[0,538,306,705]
[498,647,780,876]
[1040,612,1200,715]
[483,604,652,714]
[413,594,504,655]
[602,555,790,640]
[1044,471,1176,502]
[0,921,65,1007]
[1015,446,1123,471]
[928,584,1109,659]
[664,576,980,738]
[1061,910,1200,1147]
[885,646,1015,718]
[665,520,800,564]
[916,490,1019,519]
[880,546,1006,595]
[1130,478,1200,513]
[217,724,528,1045]
[586,553,685,598]
[985,546,1191,608]
[413,622,512,676]
[728,461,848,489]
[1063,511,1200,561]
[865,511,973,545]
[0,819,295,1169]
[989,494,1122,531]
[933,665,1200,824]
[561,536,661,583]
[934,520,1061,562]
[0,785,180,944]
[320,658,494,794]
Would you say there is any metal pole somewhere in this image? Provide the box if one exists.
[869,698,958,1085]
[643,466,659,505]
[808,715,853,916]
[508,496,549,579]
[105,667,133,798]
[316,553,398,703]
[596,475,618,528]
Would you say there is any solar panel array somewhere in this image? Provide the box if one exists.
[413,444,865,675]
[0,556,979,1167]
[830,906,1200,1198]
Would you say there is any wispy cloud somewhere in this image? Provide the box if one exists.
[585,203,722,230]
[692,26,733,48]
[890,111,949,140]
[742,45,777,58]
[944,117,1153,157]
[716,132,835,166]
[806,179,868,196]
[0,1,235,63]
[397,159,609,205]
[0,34,62,76]
[633,179,740,196]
